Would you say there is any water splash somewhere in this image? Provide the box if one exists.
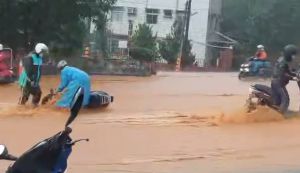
[212,106,285,125]
[0,104,66,118]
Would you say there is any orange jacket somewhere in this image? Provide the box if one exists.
[255,50,267,60]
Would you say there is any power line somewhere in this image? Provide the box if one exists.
[117,0,207,11]
[191,40,233,49]
[118,0,147,5]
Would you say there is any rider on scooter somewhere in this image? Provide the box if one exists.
[271,44,298,114]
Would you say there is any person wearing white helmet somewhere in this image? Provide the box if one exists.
[55,60,91,111]
[255,44,268,60]
[18,43,49,106]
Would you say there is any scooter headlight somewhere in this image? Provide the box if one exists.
[245,68,250,72]
[249,87,255,94]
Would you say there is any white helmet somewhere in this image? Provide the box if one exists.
[57,60,68,70]
[35,43,48,54]
[257,45,264,50]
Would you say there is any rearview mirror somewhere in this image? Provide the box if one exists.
[0,145,8,158]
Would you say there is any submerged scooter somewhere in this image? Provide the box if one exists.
[246,71,300,113]
[1,91,89,173]
[42,89,114,108]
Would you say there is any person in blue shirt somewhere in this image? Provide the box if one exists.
[19,43,48,106]
[55,60,91,109]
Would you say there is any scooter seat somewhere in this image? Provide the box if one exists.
[253,84,272,96]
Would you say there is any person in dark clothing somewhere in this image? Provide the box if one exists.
[271,44,298,114]
[18,43,48,106]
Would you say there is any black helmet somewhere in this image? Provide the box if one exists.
[283,44,298,62]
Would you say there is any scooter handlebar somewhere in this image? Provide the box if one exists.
[70,138,89,145]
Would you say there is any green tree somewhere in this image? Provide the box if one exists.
[158,17,195,67]
[0,0,116,58]
[158,19,182,65]
[81,0,116,58]
[221,0,300,69]
[130,24,157,62]
[181,40,195,67]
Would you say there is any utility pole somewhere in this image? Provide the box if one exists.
[175,0,179,18]
[185,0,192,44]
[182,0,192,63]
[175,0,189,72]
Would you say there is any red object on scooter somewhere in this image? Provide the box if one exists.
[0,50,14,84]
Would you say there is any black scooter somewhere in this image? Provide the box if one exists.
[1,128,88,173]
[1,90,89,173]
[41,88,114,108]
[246,84,279,113]
[246,74,300,113]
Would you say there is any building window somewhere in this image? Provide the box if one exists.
[164,9,173,19]
[146,8,159,24]
[111,39,119,53]
[111,6,125,22]
[146,15,158,24]
[128,20,133,36]
[128,7,137,16]
[176,10,185,18]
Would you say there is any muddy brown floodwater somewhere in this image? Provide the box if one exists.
[1,72,300,173]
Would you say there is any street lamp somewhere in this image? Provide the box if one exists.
[0,44,14,70]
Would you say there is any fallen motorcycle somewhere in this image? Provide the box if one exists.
[42,88,114,109]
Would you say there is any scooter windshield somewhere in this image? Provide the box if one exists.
[6,131,69,173]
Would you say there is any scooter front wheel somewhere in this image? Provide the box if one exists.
[238,72,245,80]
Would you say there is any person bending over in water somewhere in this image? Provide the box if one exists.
[55,60,91,110]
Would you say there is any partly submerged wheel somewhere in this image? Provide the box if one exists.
[238,72,245,80]
[245,97,256,113]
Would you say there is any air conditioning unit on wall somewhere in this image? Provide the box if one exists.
[128,7,137,16]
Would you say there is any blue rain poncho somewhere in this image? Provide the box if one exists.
[56,66,91,108]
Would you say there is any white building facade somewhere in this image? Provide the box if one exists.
[107,0,209,66]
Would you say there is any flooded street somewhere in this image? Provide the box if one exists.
[1,72,300,173]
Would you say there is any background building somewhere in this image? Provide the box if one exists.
[106,0,209,67]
